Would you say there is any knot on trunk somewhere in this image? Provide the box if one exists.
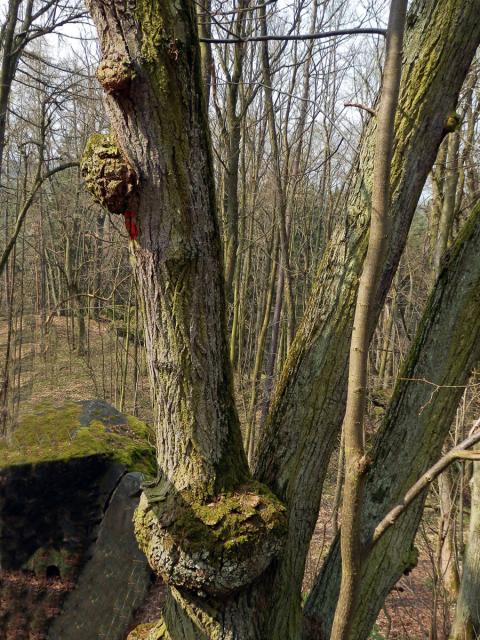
[134,480,287,597]
[443,111,461,135]
[96,54,136,94]
[81,133,137,214]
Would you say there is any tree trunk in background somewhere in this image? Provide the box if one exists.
[196,0,212,107]
[222,0,249,295]
[0,0,22,181]
[259,0,296,348]
[438,469,460,601]
[433,128,461,276]
[432,123,463,605]
[253,1,480,636]
[450,444,480,640]
[304,201,480,640]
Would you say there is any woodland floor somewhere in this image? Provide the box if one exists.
[0,315,456,639]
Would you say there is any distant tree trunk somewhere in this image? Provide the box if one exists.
[450,443,480,640]
[438,469,460,601]
[222,0,249,295]
[0,0,22,180]
[432,123,463,605]
[433,128,461,276]
[259,0,296,348]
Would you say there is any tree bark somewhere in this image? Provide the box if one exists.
[304,200,480,640]
[253,1,480,635]
[450,442,480,640]
[84,1,286,637]
[331,3,407,638]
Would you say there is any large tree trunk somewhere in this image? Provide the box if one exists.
[83,1,286,637]
[304,201,480,640]
[253,1,480,636]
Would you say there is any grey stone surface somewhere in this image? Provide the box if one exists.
[48,472,152,640]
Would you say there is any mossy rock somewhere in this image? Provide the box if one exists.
[0,400,156,477]
[25,546,80,580]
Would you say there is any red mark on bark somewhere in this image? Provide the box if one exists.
[124,210,139,241]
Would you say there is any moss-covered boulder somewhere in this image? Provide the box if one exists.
[0,400,156,640]
[0,399,156,475]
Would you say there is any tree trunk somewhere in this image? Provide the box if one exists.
[84,1,286,637]
[253,1,480,635]
[304,201,480,640]
[331,3,407,638]
[450,444,480,640]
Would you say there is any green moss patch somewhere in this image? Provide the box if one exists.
[141,480,286,560]
[81,132,137,214]
[183,483,283,557]
[127,618,170,640]
[0,401,156,476]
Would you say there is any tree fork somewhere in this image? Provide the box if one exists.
[252,1,480,635]
[304,201,480,640]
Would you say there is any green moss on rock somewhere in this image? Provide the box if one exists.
[0,401,156,476]
[25,546,80,580]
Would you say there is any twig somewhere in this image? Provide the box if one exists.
[200,27,386,44]
[344,102,377,117]
[371,424,480,547]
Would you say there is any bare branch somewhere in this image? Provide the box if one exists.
[344,102,377,117]
[371,425,480,547]
[200,27,387,44]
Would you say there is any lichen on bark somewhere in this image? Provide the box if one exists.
[81,132,137,214]
[134,479,287,596]
[127,618,170,640]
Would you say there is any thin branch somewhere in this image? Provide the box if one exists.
[0,162,78,277]
[200,27,386,44]
[344,102,377,117]
[371,424,480,547]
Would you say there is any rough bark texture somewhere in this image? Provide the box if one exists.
[84,1,286,637]
[253,1,480,635]
[86,0,249,495]
[304,201,480,640]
